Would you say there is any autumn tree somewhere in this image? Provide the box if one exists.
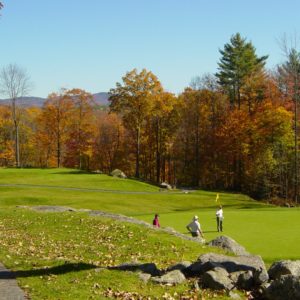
[0,104,14,166]
[92,112,126,173]
[145,92,179,183]
[64,89,95,169]
[175,88,226,187]
[278,47,300,202]
[109,69,163,178]
[216,33,268,110]
[40,91,74,167]
[0,64,32,167]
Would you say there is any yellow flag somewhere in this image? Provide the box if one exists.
[215,193,219,202]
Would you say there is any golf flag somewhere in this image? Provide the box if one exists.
[216,193,219,202]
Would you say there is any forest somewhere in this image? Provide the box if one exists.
[0,33,299,202]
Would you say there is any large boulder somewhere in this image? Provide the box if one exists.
[110,169,127,179]
[160,182,172,190]
[151,270,186,285]
[187,253,268,286]
[264,275,300,300]
[230,270,254,290]
[208,235,249,256]
[269,260,300,280]
[138,272,151,283]
[202,267,234,290]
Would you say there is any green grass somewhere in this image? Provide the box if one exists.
[0,168,159,192]
[0,208,229,299]
[0,167,299,298]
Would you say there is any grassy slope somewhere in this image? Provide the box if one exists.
[0,169,299,264]
[0,208,227,299]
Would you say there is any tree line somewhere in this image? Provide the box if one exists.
[1,33,300,201]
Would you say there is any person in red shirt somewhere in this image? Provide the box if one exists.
[152,214,160,227]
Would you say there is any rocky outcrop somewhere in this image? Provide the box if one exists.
[151,270,186,284]
[110,169,127,178]
[187,253,268,286]
[208,235,249,256]
[160,182,172,190]
[268,260,300,280]
[264,274,300,300]
[202,267,234,290]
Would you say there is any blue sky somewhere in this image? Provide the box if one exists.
[0,0,299,97]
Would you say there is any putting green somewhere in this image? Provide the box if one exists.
[136,207,300,264]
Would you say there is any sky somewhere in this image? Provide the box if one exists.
[1,0,300,98]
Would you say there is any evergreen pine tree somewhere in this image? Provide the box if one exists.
[216,33,268,109]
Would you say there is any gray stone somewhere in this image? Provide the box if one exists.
[31,205,76,212]
[151,270,186,285]
[228,291,242,299]
[265,275,300,300]
[187,253,268,285]
[269,260,300,280]
[160,182,172,190]
[110,169,127,178]
[208,235,249,256]
[138,272,151,283]
[237,270,254,290]
[202,267,234,290]
[166,261,192,272]
[229,270,254,290]
[109,262,160,276]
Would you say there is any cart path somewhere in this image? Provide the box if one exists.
[0,263,26,300]
[0,183,191,195]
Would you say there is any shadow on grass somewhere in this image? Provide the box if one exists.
[6,263,97,279]
[51,170,92,175]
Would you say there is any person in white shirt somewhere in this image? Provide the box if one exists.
[186,215,204,238]
[216,205,224,232]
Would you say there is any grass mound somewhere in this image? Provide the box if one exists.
[0,208,228,299]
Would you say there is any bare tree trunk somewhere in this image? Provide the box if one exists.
[294,76,298,203]
[135,127,140,178]
[155,118,161,183]
[12,98,20,167]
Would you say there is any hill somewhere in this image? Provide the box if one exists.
[0,92,109,107]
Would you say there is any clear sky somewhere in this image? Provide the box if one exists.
[0,0,299,97]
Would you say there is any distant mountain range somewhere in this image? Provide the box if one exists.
[0,92,109,107]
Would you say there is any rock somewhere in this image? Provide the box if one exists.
[167,261,192,272]
[202,267,234,290]
[109,262,160,276]
[30,205,76,212]
[138,273,151,283]
[229,270,254,290]
[236,270,254,290]
[92,170,103,174]
[268,260,300,280]
[110,169,127,178]
[228,291,242,299]
[208,236,249,256]
[187,253,268,285]
[160,182,172,190]
[264,274,300,300]
[151,270,186,285]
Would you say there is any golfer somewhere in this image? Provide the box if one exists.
[216,205,224,232]
[152,214,160,227]
[186,215,204,238]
